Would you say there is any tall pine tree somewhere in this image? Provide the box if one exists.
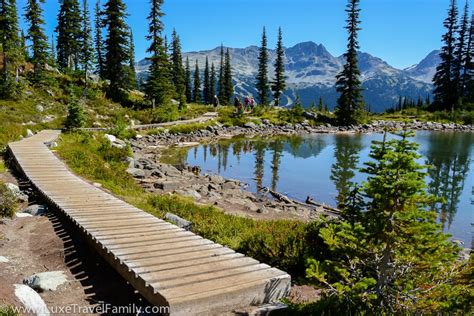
[81,0,94,86]
[0,0,22,98]
[461,10,474,104]
[144,0,174,107]
[335,0,364,126]
[184,56,192,103]
[256,27,269,106]
[24,0,49,82]
[210,62,216,102]
[203,56,210,104]
[128,29,137,89]
[271,27,286,107]
[433,0,459,111]
[223,48,233,105]
[193,60,201,103]
[171,29,186,107]
[56,0,82,70]
[453,0,469,104]
[218,44,226,103]
[102,0,131,99]
[94,0,104,78]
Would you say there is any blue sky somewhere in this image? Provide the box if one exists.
[18,0,457,69]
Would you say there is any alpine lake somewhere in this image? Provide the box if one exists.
[162,131,473,245]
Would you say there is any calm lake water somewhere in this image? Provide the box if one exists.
[165,131,473,245]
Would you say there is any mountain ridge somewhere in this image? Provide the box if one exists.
[136,41,439,112]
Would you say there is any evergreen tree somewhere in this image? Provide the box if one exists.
[81,0,94,86]
[170,29,186,107]
[20,30,29,61]
[0,0,22,97]
[256,26,269,106]
[335,0,364,126]
[210,62,216,102]
[417,95,424,108]
[94,0,104,78]
[318,97,324,111]
[102,0,131,99]
[193,60,201,103]
[50,35,56,65]
[307,131,465,313]
[203,56,210,104]
[272,27,286,107]
[144,0,174,107]
[223,48,233,105]
[65,97,85,129]
[464,13,474,102]
[425,95,432,106]
[433,0,459,111]
[218,44,226,103]
[184,56,192,103]
[453,0,470,103]
[128,29,137,89]
[56,0,82,70]
[24,0,49,82]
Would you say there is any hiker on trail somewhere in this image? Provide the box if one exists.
[234,97,244,115]
[244,96,251,111]
[213,95,220,108]
[249,96,255,110]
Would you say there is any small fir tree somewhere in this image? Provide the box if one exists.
[65,97,85,130]
[306,131,467,313]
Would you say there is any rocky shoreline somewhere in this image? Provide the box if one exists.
[132,119,473,147]
[125,119,473,222]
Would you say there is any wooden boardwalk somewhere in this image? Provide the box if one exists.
[7,130,290,315]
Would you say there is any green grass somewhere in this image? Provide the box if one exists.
[56,132,314,275]
[0,159,5,173]
[0,305,19,316]
[373,108,474,125]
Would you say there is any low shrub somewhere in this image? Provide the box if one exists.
[0,181,18,218]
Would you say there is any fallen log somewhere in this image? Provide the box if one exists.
[306,196,340,214]
[268,189,294,204]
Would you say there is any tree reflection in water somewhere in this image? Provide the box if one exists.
[425,132,472,231]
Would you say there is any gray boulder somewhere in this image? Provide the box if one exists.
[36,104,44,113]
[23,271,68,292]
[22,205,48,216]
[5,183,28,202]
[126,168,145,178]
[14,284,50,316]
[244,122,257,129]
[165,212,192,231]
